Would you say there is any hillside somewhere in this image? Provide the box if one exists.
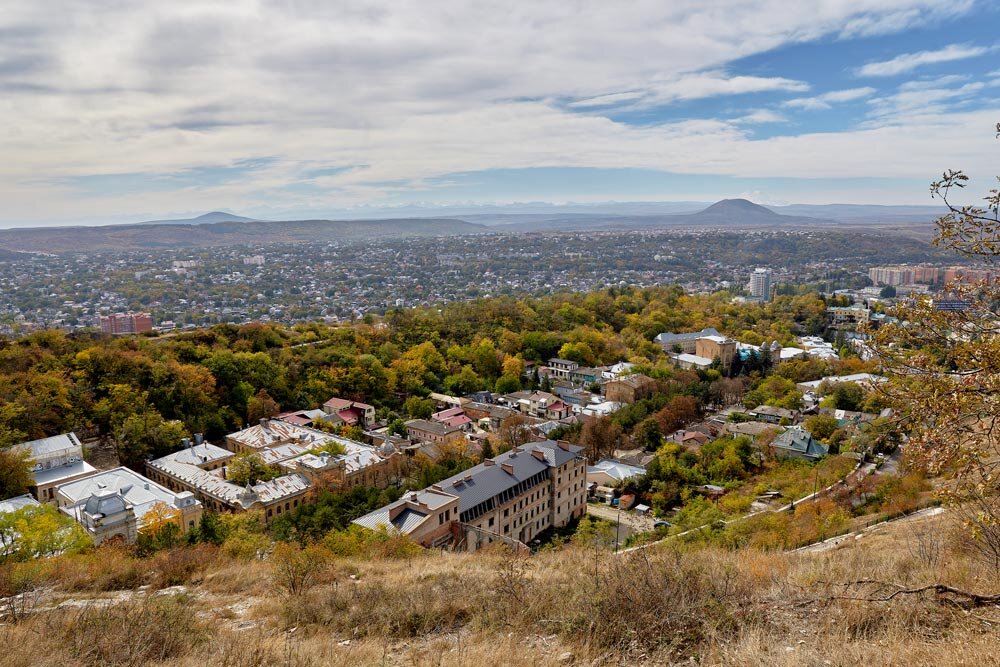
[0,217,490,253]
[136,212,260,225]
[1,507,994,666]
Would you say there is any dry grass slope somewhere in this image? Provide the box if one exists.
[1,510,997,666]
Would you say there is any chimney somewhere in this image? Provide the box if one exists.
[501,462,514,475]
[531,449,546,462]
[557,441,570,451]
[181,437,191,449]
[259,418,268,428]
[484,459,495,466]
[194,433,204,446]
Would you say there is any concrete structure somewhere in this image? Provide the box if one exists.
[56,467,202,544]
[748,268,773,301]
[671,352,713,370]
[13,432,97,503]
[353,440,587,552]
[99,312,153,334]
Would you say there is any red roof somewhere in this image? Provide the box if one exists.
[323,397,353,411]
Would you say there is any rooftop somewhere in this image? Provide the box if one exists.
[15,432,82,460]
[57,467,198,525]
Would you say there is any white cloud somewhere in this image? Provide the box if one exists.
[784,87,877,110]
[857,43,991,77]
[733,109,787,124]
[0,0,989,221]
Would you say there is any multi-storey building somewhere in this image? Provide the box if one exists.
[99,312,153,334]
[868,266,913,287]
[148,421,399,522]
[604,374,658,404]
[353,440,587,552]
[695,335,737,372]
[748,268,773,301]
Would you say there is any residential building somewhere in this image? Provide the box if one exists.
[770,426,829,461]
[569,366,601,386]
[748,268,773,301]
[56,467,203,544]
[868,266,913,287]
[544,358,579,381]
[586,459,646,487]
[353,440,587,552]
[749,405,800,424]
[654,327,721,353]
[321,397,375,427]
[406,418,465,444]
[431,406,474,430]
[13,432,97,503]
[499,390,572,420]
[601,361,636,380]
[99,312,153,334]
[604,373,657,404]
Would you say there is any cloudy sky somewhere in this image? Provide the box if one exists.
[2,1,999,226]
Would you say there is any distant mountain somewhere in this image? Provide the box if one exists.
[0,217,489,254]
[137,211,259,225]
[680,198,833,226]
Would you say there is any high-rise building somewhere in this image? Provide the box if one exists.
[749,268,773,301]
[99,312,154,335]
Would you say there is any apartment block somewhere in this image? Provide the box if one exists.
[353,440,587,552]
[99,312,153,335]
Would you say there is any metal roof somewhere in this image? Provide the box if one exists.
[15,432,82,459]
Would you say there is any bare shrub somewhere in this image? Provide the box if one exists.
[270,542,333,596]
[50,594,207,666]
[150,543,218,589]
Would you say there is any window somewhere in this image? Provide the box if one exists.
[488,517,494,527]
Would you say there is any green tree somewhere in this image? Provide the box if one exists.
[226,452,280,486]
[804,414,840,442]
[0,447,33,499]
[0,504,91,562]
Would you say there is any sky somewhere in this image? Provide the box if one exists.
[1,1,999,227]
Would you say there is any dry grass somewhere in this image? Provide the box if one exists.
[2,509,999,666]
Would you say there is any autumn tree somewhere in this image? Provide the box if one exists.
[497,414,534,452]
[871,122,1000,569]
[579,417,625,462]
[247,388,280,424]
[0,447,33,499]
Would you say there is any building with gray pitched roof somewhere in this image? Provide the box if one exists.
[353,440,587,552]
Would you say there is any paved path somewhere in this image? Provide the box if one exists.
[793,505,945,554]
